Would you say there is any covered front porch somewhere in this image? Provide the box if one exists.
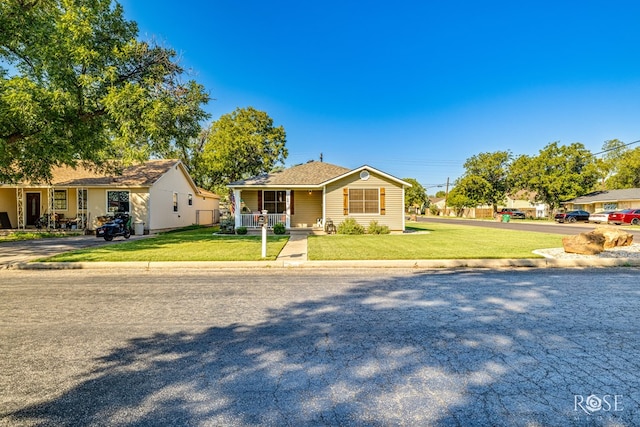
[232,188,324,230]
[237,212,290,229]
[0,186,89,231]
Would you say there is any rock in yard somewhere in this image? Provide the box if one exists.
[592,226,633,249]
[562,232,605,255]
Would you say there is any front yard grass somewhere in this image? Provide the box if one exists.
[42,227,290,262]
[308,222,568,260]
[40,222,569,262]
[0,231,83,242]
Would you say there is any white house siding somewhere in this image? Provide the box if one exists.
[193,194,219,225]
[324,171,405,231]
[292,190,322,227]
[241,191,259,213]
[87,188,106,229]
[148,164,197,232]
[86,188,147,230]
[130,190,150,229]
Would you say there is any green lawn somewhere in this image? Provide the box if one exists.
[308,222,568,260]
[40,222,568,262]
[0,231,83,242]
[42,227,290,262]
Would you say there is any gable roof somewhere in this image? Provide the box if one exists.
[49,159,179,187]
[569,188,640,203]
[229,161,351,187]
[322,165,411,188]
[228,161,411,188]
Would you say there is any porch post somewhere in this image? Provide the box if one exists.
[16,187,25,229]
[285,190,291,229]
[47,186,55,229]
[234,189,242,228]
[322,187,326,226]
[402,186,406,231]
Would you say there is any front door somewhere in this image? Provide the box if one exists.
[26,193,41,226]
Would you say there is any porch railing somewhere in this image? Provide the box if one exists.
[240,213,287,228]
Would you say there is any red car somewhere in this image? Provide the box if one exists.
[608,209,640,225]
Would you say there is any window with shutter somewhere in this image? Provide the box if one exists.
[347,188,379,214]
[263,191,286,213]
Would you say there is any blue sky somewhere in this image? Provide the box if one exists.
[120,1,640,192]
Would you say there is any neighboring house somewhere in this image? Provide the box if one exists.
[499,192,549,218]
[562,188,640,213]
[228,161,411,232]
[0,159,220,233]
[429,197,446,213]
[435,191,549,219]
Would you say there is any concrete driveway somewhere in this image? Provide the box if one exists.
[0,234,149,267]
[1,269,638,426]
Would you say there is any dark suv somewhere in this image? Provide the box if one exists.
[554,210,590,223]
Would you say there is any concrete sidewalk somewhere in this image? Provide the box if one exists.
[275,233,308,266]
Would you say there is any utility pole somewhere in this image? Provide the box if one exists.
[444,177,449,215]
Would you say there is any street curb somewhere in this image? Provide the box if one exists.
[8,258,640,270]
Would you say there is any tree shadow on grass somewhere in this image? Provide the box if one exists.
[5,269,640,426]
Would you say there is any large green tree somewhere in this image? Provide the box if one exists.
[0,0,209,183]
[196,107,287,193]
[510,141,599,214]
[445,185,475,217]
[596,139,627,189]
[403,178,428,211]
[459,150,512,213]
[606,146,640,189]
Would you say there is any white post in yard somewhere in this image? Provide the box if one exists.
[261,221,267,258]
[285,190,291,229]
[234,189,242,228]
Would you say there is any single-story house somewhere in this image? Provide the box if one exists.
[499,191,549,218]
[429,191,549,219]
[0,159,220,233]
[228,161,411,232]
[562,188,640,212]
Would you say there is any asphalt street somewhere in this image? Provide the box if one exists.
[1,268,639,426]
[417,216,640,239]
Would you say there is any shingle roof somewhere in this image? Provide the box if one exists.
[50,159,179,187]
[230,161,351,186]
[570,188,640,203]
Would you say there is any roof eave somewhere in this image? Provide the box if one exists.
[321,165,412,187]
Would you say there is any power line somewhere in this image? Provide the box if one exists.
[592,139,640,157]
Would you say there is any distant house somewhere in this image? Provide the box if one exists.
[429,197,446,212]
[228,161,411,232]
[431,191,549,219]
[562,188,640,212]
[0,159,219,233]
[500,191,549,218]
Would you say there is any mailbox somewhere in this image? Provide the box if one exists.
[257,215,266,226]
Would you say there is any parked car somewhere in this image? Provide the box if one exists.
[554,210,590,223]
[496,208,526,219]
[608,209,640,225]
[588,211,616,224]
